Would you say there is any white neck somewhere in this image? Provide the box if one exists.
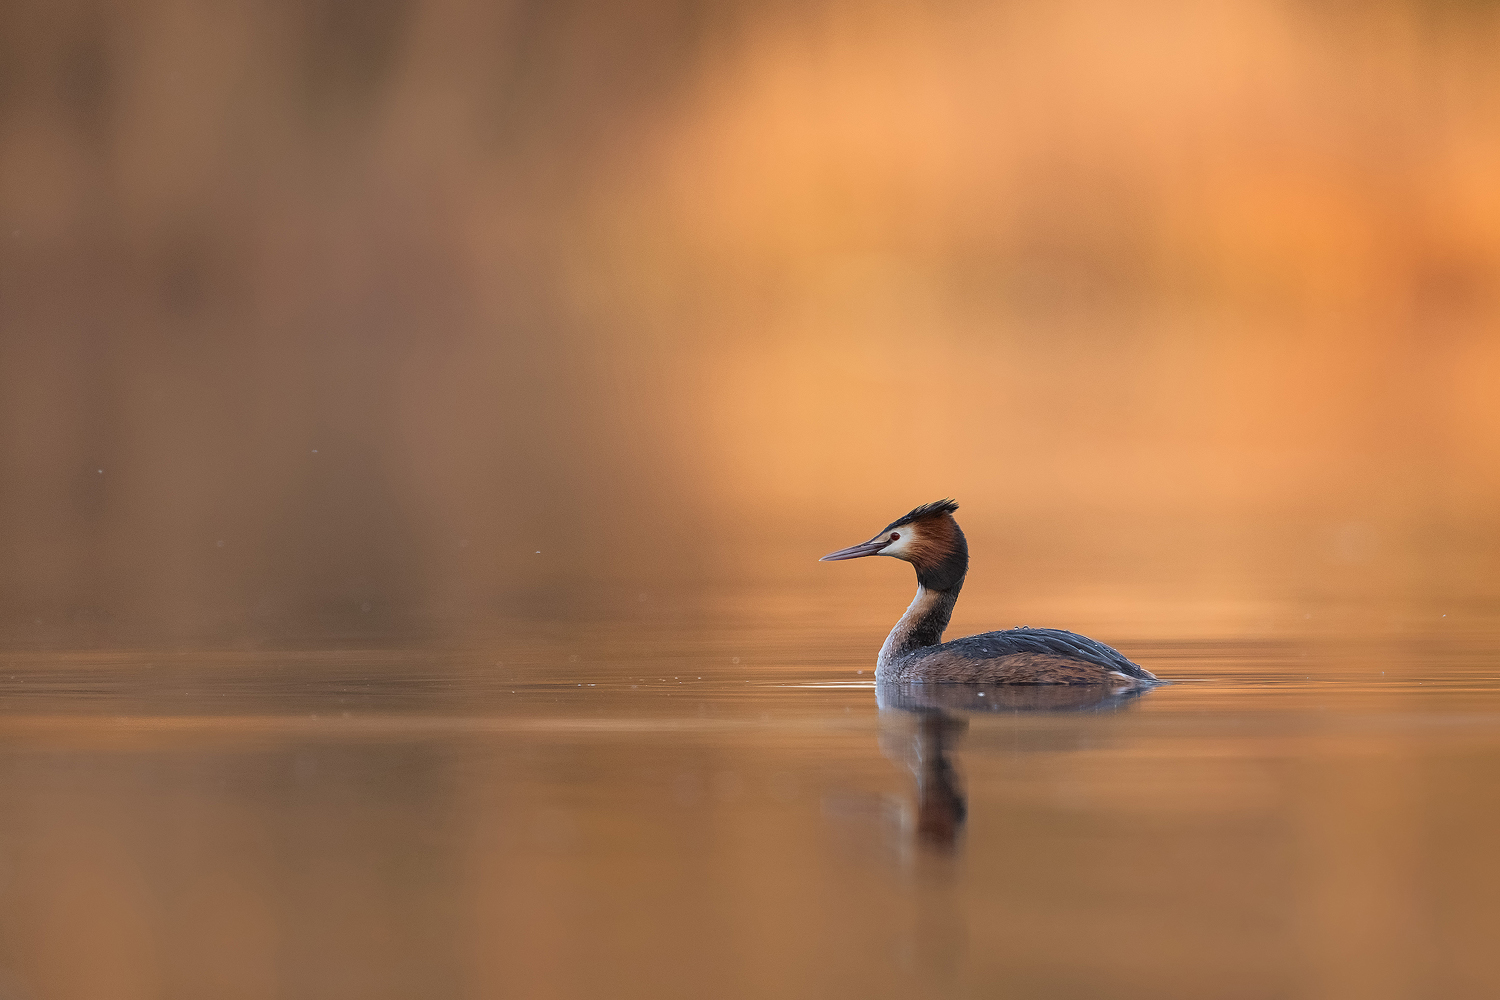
[876,584,961,677]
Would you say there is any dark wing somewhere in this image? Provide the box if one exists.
[941,628,1152,679]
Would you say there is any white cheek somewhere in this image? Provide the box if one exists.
[878,533,912,557]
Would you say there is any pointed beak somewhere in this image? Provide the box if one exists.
[819,538,887,562]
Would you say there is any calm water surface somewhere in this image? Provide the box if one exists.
[0,585,1498,1000]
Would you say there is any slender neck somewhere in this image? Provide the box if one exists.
[877,578,964,672]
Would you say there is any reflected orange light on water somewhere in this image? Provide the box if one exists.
[3,8,1500,996]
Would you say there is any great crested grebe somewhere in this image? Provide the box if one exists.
[821,499,1160,685]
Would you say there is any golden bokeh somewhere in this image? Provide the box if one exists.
[1,0,1496,643]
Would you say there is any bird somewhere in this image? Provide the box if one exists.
[820,499,1160,685]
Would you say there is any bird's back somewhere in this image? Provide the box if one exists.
[882,627,1158,685]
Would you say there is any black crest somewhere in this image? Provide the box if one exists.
[882,498,959,535]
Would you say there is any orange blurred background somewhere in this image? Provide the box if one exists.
[2,0,1497,645]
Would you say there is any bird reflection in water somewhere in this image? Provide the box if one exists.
[877,682,1155,850]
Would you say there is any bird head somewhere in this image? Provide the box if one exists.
[820,498,969,591]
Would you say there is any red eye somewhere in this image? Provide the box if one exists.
[890,532,900,540]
